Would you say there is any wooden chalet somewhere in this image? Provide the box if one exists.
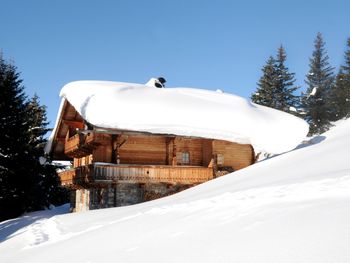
[49,98,256,212]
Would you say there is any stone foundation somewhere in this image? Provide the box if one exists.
[72,183,193,212]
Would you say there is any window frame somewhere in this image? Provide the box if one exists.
[182,152,190,165]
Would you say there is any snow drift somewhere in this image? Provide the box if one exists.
[1,119,350,263]
[54,80,308,154]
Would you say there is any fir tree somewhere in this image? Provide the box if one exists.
[251,56,276,107]
[0,55,68,221]
[328,38,350,120]
[0,54,31,220]
[273,45,300,114]
[25,95,67,211]
[251,46,299,115]
[27,95,51,158]
[301,33,335,135]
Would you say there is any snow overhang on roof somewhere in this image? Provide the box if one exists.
[45,80,309,156]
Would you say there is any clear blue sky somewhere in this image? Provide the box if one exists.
[1,0,350,126]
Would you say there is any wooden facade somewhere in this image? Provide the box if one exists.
[50,101,255,212]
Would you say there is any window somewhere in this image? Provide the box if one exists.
[182,152,190,165]
[217,154,224,166]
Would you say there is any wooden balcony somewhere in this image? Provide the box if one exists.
[64,133,104,158]
[59,169,77,186]
[59,163,214,186]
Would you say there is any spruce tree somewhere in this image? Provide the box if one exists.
[0,54,31,220]
[273,45,300,114]
[301,33,335,135]
[26,95,66,211]
[251,46,299,115]
[328,38,350,120]
[251,56,276,107]
[0,55,67,221]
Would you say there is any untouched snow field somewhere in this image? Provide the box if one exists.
[1,120,350,263]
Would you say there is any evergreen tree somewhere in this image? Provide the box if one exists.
[27,95,50,150]
[25,95,67,211]
[328,38,350,120]
[0,54,31,220]
[301,33,335,135]
[251,46,299,115]
[273,45,300,114]
[251,56,276,107]
[0,55,68,221]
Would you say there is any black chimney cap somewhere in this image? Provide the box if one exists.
[158,77,166,84]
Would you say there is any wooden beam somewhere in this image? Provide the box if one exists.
[81,127,199,140]
[63,120,84,130]
[172,137,177,166]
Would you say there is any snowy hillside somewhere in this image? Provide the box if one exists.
[1,120,350,263]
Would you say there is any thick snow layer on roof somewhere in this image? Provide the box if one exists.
[57,80,308,154]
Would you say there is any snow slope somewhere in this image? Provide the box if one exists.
[53,80,308,154]
[1,120,350,263]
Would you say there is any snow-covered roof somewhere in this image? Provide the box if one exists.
[47,80,308,154]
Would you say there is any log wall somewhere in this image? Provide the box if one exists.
[119,136,167,165]
[71,134,255,171]
[212,140,254,171]
[92,134,112,163]
[174,137,204,166]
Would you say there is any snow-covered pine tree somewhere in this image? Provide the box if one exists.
[27,95,50,154]
[251,47,299,115]
[273,45,300,115]
[301,33,335,135]
[251,56,276,107]
[0,54,31,221]
[0,55,67,221]
[26,95,68,212]
[328,38,350,120]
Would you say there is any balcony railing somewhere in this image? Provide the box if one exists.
[59,163,214,186]
[64,134,81,155]
[59,169,77,186]
[64,133,105,157]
